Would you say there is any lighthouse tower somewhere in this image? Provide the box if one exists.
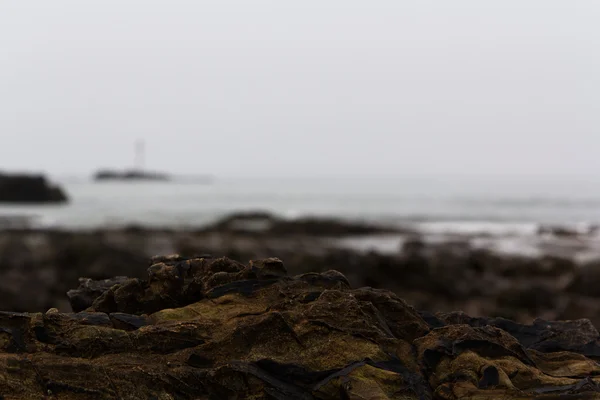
[134,139,145,172]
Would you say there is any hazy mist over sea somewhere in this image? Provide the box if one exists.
[1,1,599,244]
[2,175,600,231]
[1,1,599,180]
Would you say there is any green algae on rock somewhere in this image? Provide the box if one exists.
[0,255,600,398]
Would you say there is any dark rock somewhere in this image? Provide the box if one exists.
[496,284,561,315]
[268,216,403,236]
[401,235,426,254]
[538,224,587,238]
[567,260,600,297]
[558,295,600,330]
[203,211,406,236]
[0,172,68,204]
[63,311,112,327]
[67,276,129,312]
[109,312,148,330]
[249,257,287,278]
[431,311,600,359]
[150,253,192,264]
[89,257,285,315]
[203,211,277,233]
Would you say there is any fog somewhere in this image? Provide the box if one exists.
[1,1,598,177]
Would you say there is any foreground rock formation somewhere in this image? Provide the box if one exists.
[0,172,68,203]
[1,255,600,398]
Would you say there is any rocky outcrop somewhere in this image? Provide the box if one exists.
[0,173,68,203]
[1,255,600,398]
[0,227,597,328]
[202,211,407,236]
[67,276,130,313]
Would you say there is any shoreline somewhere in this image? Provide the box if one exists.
[2,212,599,261]
[1,214,600,328]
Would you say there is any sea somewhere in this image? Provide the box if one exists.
[2,175,600,230]
[2,175,600,259]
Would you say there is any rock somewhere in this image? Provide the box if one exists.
[401,235,427,254]
[0,225,584,323]
[0,255,598,398]
[537,224,596,238]
[67,276,130,312]
[88,257,250,315]
[203,211,407,236]
[249,257,287,278]
[556,295,600,331]
[0,172,68,204]
[567,260,600,297]
[267,216,404,236]
[203,211,278,233]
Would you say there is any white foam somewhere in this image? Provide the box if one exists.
[414,221,539,236]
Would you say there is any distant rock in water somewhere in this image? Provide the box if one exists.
[203,210,407,236]
[93,169,171,182]
[537,223,599,238]
[0,172,68,204]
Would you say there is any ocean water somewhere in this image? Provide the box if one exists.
[2,175,600,235]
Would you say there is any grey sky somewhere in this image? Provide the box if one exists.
[0,1,598,177]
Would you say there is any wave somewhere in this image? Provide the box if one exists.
[444,197,600,208]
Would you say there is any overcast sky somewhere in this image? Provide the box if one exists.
[0,1,598,178]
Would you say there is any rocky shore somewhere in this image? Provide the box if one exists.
[1,254,600,398]
[0,214,600,330]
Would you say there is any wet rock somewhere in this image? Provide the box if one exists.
[109,312,148,330]
[67,276,130,312]
[401,235,427,254]
[89,257,284,315]
[249,257,287,278]
[496,284,562,318]
[558,295,600,330]
[268,216,404,236]
[538,224,593,238]
[203,211,277,233]
[149,253,192,264]
[203,211,406,236]
[567,260,600,297]
[0,255,598,398]
[430,311,600,358]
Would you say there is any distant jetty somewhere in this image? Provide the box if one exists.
[93,140,173,182]
[93,169,171,182]
[93,169,213,183]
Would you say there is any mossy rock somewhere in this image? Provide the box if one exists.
[0,255,599,398]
